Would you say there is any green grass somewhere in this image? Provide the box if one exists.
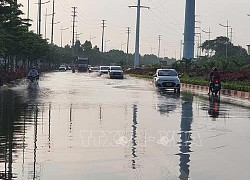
[180,75,250,92]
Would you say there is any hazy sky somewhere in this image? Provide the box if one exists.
[18,0,250,58]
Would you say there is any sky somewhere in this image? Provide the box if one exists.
[18,0,250,59]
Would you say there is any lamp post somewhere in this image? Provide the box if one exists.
[219,20,230,58]
[60,27,69,47]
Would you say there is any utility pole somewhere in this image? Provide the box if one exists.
[27,0,30,28]
[219,20,230,58]
[230,27,233,43]
[44,8,47,39]
[37,0,50,35]
[157,35,161,61]
[129,0,150,68]
[38,0,42,35]
[51,0,55,44]
[101,20,107,53]
[202,27,212,56]
[126,27,131,55]
[71,7,77,47]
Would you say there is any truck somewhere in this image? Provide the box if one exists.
[76,57,89,72]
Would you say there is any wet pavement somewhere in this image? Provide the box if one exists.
[0,71,250,180]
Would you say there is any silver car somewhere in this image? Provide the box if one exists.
[108,66,124,79]
[99,66,110,75]
[154,69,181,93]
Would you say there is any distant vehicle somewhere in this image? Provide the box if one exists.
[99,66,110,75]
[89,66,99,73]
[76,57,89,72]
[108,66,124,79]
[153,69,181,93]
[59,65,67,71]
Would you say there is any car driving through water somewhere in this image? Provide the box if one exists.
[108,66,124,79]
[153,69,181,93]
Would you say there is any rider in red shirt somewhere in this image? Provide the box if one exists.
[208,67,220,95]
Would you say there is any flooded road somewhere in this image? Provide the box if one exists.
[0,71,250,180]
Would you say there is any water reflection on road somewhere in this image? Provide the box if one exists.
[0,71,250,180]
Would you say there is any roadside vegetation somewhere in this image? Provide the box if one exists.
[127,36,250,92]
[0,0,163,85]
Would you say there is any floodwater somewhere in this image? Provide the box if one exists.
[0,71,250,180]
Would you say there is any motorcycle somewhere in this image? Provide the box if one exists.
[210,79,221,96]
[27,75,39,88]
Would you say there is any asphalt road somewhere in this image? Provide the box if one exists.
[0,71,249,180]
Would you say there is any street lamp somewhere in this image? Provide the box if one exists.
[219,20,230,58]
[61,27,69,47]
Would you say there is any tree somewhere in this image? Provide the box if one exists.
[201,36,248,58]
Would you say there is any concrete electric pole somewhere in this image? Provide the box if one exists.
[157,35,161,61]
[183,0,195,61]
[101,20,107,53]
[129,0,149,68]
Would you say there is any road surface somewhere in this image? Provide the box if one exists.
[0,71,249,180]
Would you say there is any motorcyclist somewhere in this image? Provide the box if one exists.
[208,67,221,95]
[28,66,39,82]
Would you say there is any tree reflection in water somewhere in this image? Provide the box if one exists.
[0,89,40,179]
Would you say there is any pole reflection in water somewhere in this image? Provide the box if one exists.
[99,105,102,128]
[177,94,193,180]
[48,103,51,150]
[32,106,39,180]
[69,104,73,148]
[131,104,138,169]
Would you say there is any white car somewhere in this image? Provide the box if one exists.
[154,69,181,93]
[59,65,67,71]
[88,66,99,73]
[108,66,124,79]
[99,66,110,75]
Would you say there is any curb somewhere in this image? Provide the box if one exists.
[181,83,250,101]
